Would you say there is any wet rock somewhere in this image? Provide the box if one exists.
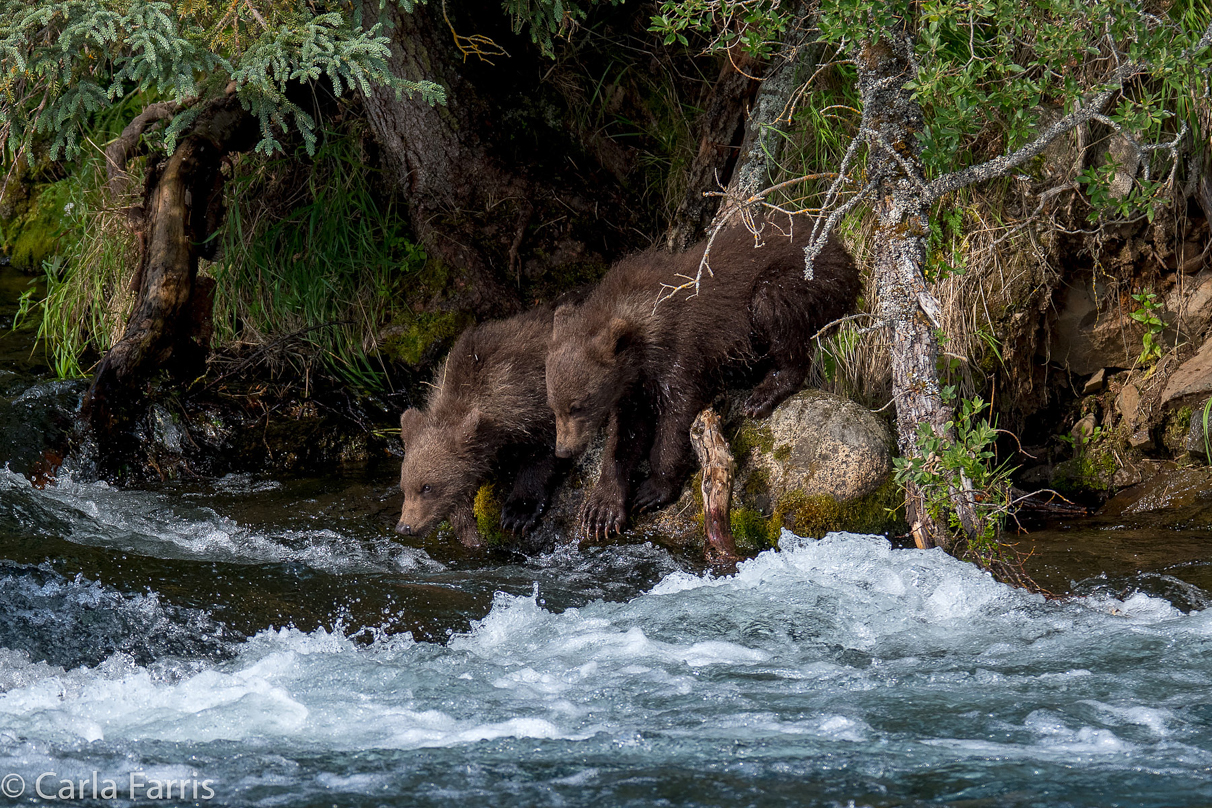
[149,404,186,455]
[530,389,900,555]
[1048,278,1143,375]
[1162,336,1212,406]
[1016,463,1055,488]
[1128,428,1154,451]
[1186,398,1212,461]
[1100,465,1212,517]
[1111,465,1146,489]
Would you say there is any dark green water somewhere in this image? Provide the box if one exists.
[2,265,1212,807]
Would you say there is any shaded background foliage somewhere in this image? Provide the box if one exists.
[2,0,1212,550]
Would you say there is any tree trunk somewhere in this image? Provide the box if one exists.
[82,94,258,443]
[856,33,979,552]
[665,55,763,251]
[359,0,648,314]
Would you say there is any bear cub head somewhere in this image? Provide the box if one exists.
[545,304,638,459]
[396,407,482,537]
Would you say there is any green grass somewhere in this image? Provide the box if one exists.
[36,162,139,379]
[209,126,428,393]
[22,114,430,390]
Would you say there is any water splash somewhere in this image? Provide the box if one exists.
[0,533,1208,806]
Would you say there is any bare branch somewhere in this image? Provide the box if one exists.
[811,311,879,341]
[924,19,1212,204]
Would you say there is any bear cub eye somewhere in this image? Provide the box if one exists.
[420,484,432,495]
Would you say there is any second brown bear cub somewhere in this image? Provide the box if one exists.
[397,304,566,546]
[546,214,859,536]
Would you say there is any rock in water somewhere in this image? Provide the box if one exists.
[750,389,893,503]
[531,389,899,554]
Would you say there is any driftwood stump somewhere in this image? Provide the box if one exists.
[690,408,740,563]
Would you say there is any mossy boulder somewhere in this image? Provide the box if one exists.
[743,389,894,503]
[1,180,72,271]
[528,388,900,555]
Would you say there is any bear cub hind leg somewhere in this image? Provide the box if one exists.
[742,271,815,419]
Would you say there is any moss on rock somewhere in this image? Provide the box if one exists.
[773,478,905,540]
[1052,443,1121,496]
[726,477,906,551]
[1164,406,1193,455]
[2,180,72,270]
[730,507,774,553]
[473,484,508,545]
[380,310,471,366]
[730,422,774,457]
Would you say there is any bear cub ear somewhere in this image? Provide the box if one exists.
[459,407,483,444]
[399,409,426,448]
[552,303,576,331]
[595,317,636,358]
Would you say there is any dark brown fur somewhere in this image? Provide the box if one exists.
[546,213,859,536]
[397,304,566,546]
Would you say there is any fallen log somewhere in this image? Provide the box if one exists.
[81,93,258,447]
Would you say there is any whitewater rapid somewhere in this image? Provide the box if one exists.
[0,525,1209,806]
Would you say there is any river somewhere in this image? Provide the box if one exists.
[1,266,1211,807]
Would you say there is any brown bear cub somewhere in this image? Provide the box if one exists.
[546,213,859,537]
[397,304,568,547]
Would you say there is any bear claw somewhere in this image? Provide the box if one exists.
[742,390,780,419]
[633,478,677,513]
[578,491,627,539]
[501,497,544,535]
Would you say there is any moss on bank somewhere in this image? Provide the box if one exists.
[473,484,508,545]
[728,477,906,553]
[1,179,71,271]
[380,310,472,367]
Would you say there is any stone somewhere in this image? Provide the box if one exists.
[757,389,893,501]
[1128,429,1154,451]
[1164,270,1212,339]
[531,389,898,553]
[1100,466,1212,517]
[1016,464,1054,487]
[1186,397,1212,461]
[1176,241,1208,274]
[1161,336,1212,406]
[1083,368,1106,395]
[1048,277,1145,375]
[1117,382,1141,425]
[1071,413,1098,442]
[148,404,185,455]
[1111,465,1146,490]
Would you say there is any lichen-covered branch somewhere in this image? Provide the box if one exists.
[923,19,1212,205]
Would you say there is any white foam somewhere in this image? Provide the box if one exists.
[0,467,440,575]
[0,528,1206,798]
